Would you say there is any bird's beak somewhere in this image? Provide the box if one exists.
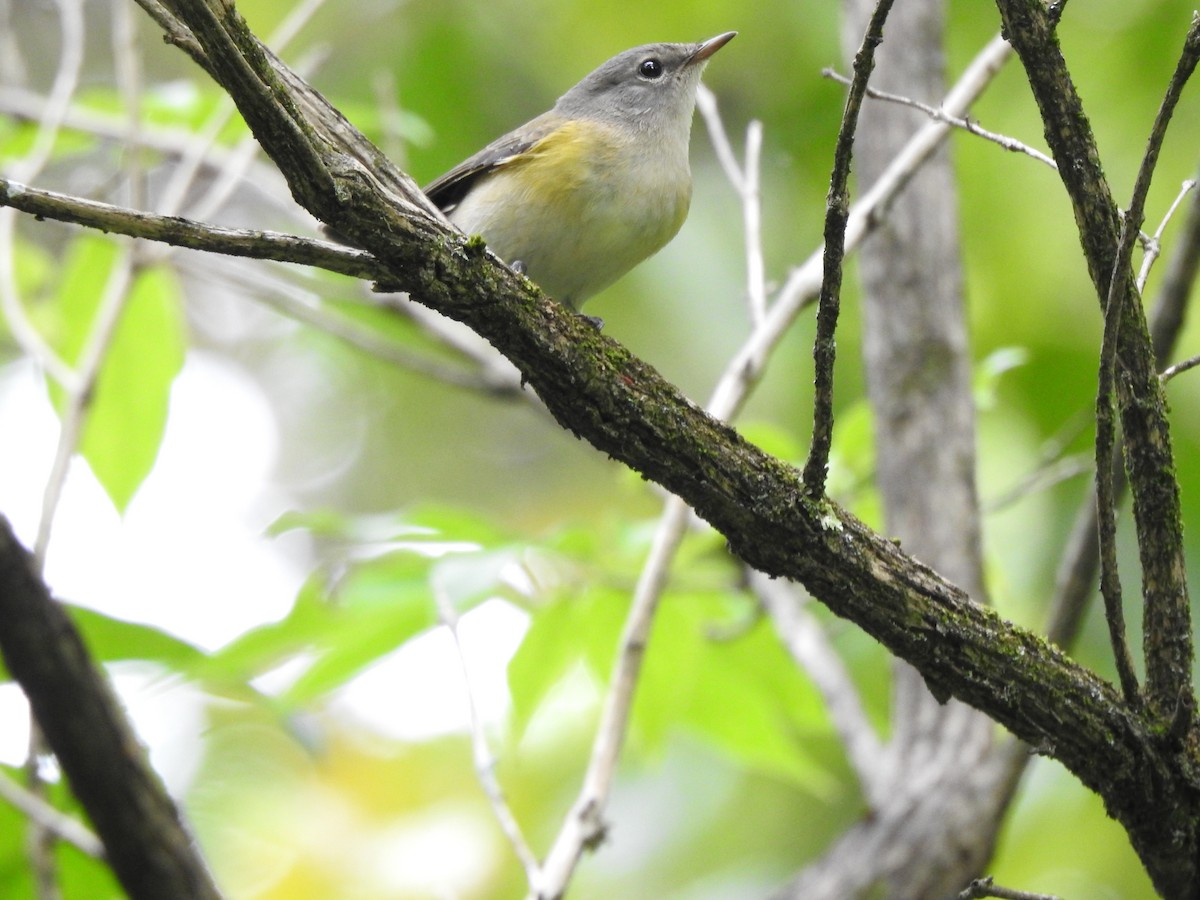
[689,31,737,66]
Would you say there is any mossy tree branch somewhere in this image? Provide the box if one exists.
[0,519,221,900]
[1,1,1194,896]
[994,0,1194,725]
[1094,15,1200,709]
[149,1,1200,895]
[802,0,897,495]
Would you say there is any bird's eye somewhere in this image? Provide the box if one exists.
[638,58,663,79]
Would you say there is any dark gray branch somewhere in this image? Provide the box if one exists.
[0,177,378,279]
[1094,15,1200,708]
[138,3,1200,895]
[0,519,221,900]
[1047,172,1200,648]
[803,0,896,495]
[994,0,1194,730]
[3,1,1194,895]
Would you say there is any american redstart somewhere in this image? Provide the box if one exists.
[424,32,736,311]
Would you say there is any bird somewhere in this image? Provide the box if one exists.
[422,32,736,311]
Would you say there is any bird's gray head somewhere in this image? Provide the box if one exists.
[554,32,736,136]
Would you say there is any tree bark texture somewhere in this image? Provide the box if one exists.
[779,3,1015,896]
[994,0,1193,724]
[4,2,1197,895]
[147,3,1200,894]
[0,519,222,900]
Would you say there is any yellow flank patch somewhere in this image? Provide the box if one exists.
[506,120,623,201]
[450,117,693,306]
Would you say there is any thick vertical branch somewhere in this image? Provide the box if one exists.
[1095,17,1200,707]
[1048,174,1200,648]
[784,2,1006,897]
[993,0,1193,724]
[803,0,897,494]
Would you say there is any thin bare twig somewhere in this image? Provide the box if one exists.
[181,256,524,395]
[0,0,84,390]
[696,86,767,325]
[1137,179,1197,291]
[136,0,202,57]
[114,0,146,211]
[534,498,691,897]
[371,69,412,171]
[1046,168,1200,650]
[824,64,1170,266]
[742,121,765,319]
[0,178,380,279]
[35,247,135,564]
[957,875,1061,900]
[534,27,1019,898]
[822,67,1057,168]
[0,85,288,200]
[0,770,104,859]
[1092,211,1137,700]
[433,585,540,884]
[708,31,1014,422]
[752,574,885,805]
[984,454,1091,514]
[1095,14,1200,708]
[1161,353,1200,383]
[803,0,897,495]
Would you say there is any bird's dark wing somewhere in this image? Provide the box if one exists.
[423,111,561,213]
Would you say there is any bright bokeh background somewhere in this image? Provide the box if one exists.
[3,0,1199,896]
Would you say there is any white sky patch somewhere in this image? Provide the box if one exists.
[0,355,303,773]
[0,356,529,777]
[331,598,528,740]
[0,353,302,648]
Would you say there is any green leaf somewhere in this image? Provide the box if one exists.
[827,399,883,527]
[507,584,627,737]
[70,84,247,143]
[268,504,513,549]
[193,553,441,706]
[826,399,875,492]
[403,503,515,548]
[47,237,186,512]
[44,235,116,362]
[0,764,123,899]
[81,264,186,511]
[281,559,439,705]
[198,505,530,707]
[66,605,206,671]
[280,543,528,704]
[638,593,836,792]
[509,583,834,791]
[975,345,1031,410]
[0,120,95,165]
[332,99,435,149]
[0,605,208,687]
[188,574,332,685]
[266,507,358,539]
[11,234,55,299]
